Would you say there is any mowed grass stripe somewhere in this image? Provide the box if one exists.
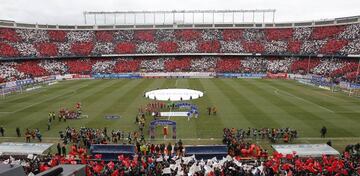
[10,80,113,130]
[264,79,358,137]
[277,80,360,113]
[141,79,184,139]
[273,80,360,137]
[187,79,222,138]
[80,80,127,104]
[0,80,84,112]
[83,79,153,130]
[39,80,128,135]
[201,79,254,128]
[214,79,280,127]
[77,79,137,130]
[225,79,287,127]
[181,79,200,138]
[155,78,200,139]
[161,78,176,89]
[1,79,359,141]
[103,79,164,131]
[175,78,190,89]
[273,80,360,124]
[0,81,78,104]
[241,79,318,135]
[0,80,100,127]
[287,81,360,106]
[152,79,196,139]
[277,80,360,118]
[0,82,101,137]
[67,79,138,130]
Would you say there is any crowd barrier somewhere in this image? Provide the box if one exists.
[266,73,288,79]
[340,81,360,89]
[92,73,141,79]
[311,75,334,87]
[185,145,228,160]
[140,72,215,78]
[90,144,135,161]
[216,73,267,78]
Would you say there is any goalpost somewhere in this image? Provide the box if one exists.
[0,85,23,99]
[349,88,360,97]
[331,84,341,93]
[332,56,360,97]
[333,83,360,97]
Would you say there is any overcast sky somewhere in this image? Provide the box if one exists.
[1,0,360,25]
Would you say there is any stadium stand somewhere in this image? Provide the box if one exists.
[1,142,359,175]
[0,24,360,58]
[0,10,360,176]
[0,21,359,84]
[0,56,359,83]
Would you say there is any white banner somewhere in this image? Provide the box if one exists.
[272,144,339,157]
[160,112,189,117]
[55,74,74,80]
[288,74,313,80]
[0,142,53,155]
[140,72,215,78]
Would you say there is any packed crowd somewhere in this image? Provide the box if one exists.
[0,61,25,81]
[1,24,360,57]
[60,127,111,147]
[0,119,359,175]
[1,136,359,176]
[223,127,298,144]
[0,57,359,83]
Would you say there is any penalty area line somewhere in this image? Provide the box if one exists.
[0,112,13,114]
[9,84,90,114]
[274,88,279,95]
[275,88,335,113]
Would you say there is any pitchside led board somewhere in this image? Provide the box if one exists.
[272,144,340,157]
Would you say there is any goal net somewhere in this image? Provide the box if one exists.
[0,86,23,99]
[349,88,360,97]
[337,82,360,97]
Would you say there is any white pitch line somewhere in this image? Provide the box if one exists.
[274,88,279,95]
[335,111,360,114]
[7,85,89,114]
[11,93,69,114]
[175,79,178,87]
[167,106,173,120]
[275,88,335,113]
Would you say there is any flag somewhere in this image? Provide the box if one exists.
[94,154,102,159]
[107,161,115,170]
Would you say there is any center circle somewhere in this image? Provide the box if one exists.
[145,88,204,101]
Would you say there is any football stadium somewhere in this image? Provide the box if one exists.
[0,0,359,175]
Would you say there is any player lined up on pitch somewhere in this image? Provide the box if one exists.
[207,106,217,116]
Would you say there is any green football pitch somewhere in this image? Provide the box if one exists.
[0,78,359,149]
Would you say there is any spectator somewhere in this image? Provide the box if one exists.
[0,126,4,136]
[321,126,327,138]
[16,127,21,137]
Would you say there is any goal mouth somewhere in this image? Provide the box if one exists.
[145,88,203,101]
